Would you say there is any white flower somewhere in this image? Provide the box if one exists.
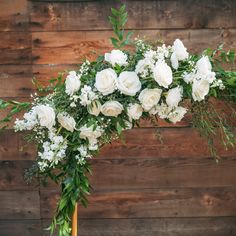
[57,113,76,132]
[192,79,210,101]
[183,72,195,84]
[153,61,173,88]
[101,101,124,117]
[77,145,88,157]
[87,100,101,116]
[166,86,183,107]
[79,85,98,106]
[196,56,212,76]
[135,58,154,78]
[117,71,141,96]
[171,39,189,69]
[168,106,187,123]
[95,68,117,95]
[35,105,55,130]
[105,49,128,67]
[138,88,162,111]
[79,125,103,144]
[65,71,81,96]
[151,103,172,119]
[205,72,216,84]
[127,103,143,120]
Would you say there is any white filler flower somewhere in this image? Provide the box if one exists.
[127,103,143,120]
[105,49,128,67]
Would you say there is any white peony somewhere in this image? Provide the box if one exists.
[87,100,102,116]
[138,88,162,111]
[117,71,141,96]
[196,56,212,76]
[171,39,189,69]
[95,68,117,95]
[35,105,55,130]
[57,113,76,132]
[166,86,183,107]
[65,71,81,96]
[105,49,128,67]
[79,125,103,144]
[168,106,187,124]
[192,79,210,101]
[127,103,143,120]
[101,101,124,117]
[153,61,173,88]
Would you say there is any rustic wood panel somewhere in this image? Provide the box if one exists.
[0,220,42,236]
[0,0,29,31]
[41,187,236,219]
[30,0,236,31]
[32,29,236,64]
[0,161,38,190]
[42,217,236,236]
[0,191,40,219]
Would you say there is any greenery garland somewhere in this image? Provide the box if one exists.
[0,4,236,236]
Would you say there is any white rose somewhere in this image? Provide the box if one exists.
[65,71,81,96]
[95,68,117,95]
[138,88,162,111]
[35,105,55,130]
[172,39,189,61]
[166,86,183,108]
[79,125,103,144]
[87,100,101,116]
[127,103,143,120]
[168,106,187,124]
[105,49,128,67]
[196,56,212,75]
[117,71,141,96]
[57,113,76,132]
[192,79,210,101]
[101,101,124,117]
[153,61,173,88]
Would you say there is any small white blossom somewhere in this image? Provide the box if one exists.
[105,49,128,67]
[79,85,98,106]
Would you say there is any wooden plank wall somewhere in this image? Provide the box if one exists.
[0,0,236,235]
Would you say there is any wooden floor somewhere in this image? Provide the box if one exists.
[0,0,236,235]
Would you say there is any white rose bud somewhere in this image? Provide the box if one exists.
[65,71,81,96]
[138,88,162,111]
[105,49,128,67]
[117,71,141,96]
[192,79,210,101]
[166,86,183,108]
[153,61,173,88]
[196,56,212,76]
[172,39,188,60]
[168,106,187,124]
[87,100,101,116]
[35,105,55,130]
[95,68,117,95]
[101,101,124,117]
[79,125,103,144]
[127,103,143,120]
[57,113,76,132]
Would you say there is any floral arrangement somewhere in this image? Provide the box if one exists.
[0,4,236,236]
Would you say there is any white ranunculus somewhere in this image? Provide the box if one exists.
[79,125,103,144]
[87,100,101,116]
[117,71,141,96]
[95,68,117,95]
[35,105,55,130]
[172,39,189,61]
[196,56,212,75]
[101,101,124,117]
[57,113,76,132]
[127,103,143,120]
[192,79,210,101]
[168,106,187,124]
[105,49,128,67]
[166,86,183,108]
[65,71,81,96]
[153,61,173,88]
[138,88,162,111]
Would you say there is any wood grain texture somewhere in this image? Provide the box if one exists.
[30,0,236,31]
[0,191,40,219]
[32,29,236,64]
[41,187,236,219]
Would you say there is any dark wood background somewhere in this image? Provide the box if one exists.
[0,0,236,235]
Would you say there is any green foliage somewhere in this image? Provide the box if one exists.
[109,4,133,48]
